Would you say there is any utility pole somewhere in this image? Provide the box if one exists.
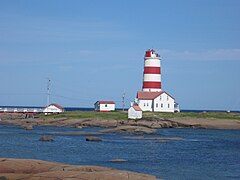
[122,92,125,111]
[47,78,51,106]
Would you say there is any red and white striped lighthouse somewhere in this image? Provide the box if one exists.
[142,49,161,92]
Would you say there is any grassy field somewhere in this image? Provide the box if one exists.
[143,111,240,120]
[42,111,128,120]
[41,111,240,121]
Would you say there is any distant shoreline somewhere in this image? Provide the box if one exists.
[1,106,239,113]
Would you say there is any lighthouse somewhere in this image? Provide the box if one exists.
[135,49,180,112]
[142,49,161,92]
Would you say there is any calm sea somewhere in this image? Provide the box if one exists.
[0,125,239,179]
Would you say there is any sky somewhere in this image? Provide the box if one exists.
[0,0,240,110]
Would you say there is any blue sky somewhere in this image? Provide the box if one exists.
[0,0,240,110]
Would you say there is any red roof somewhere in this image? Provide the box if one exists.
[96,101,115,104]
[133,106,142,111]
[137,91,175,100]
[48,103,64,109]
[137,91,163,100]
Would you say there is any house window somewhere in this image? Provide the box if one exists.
[144,103,146,107]
[168,104,170,108]
[160,96,162,101]
[167,96,169,101]
[147,103,148,107]
[156,103,158,108]
[105,104,107,107]
[161,103,163,108]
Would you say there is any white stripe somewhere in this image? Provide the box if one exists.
[143,74,161,82]
[144,59,160,67]
[143,88,161,92]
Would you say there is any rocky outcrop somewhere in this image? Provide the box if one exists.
[99,126,156,134]
[23,125,33,130]
[110,159,128,162]
[39,136,54,142]
[0,158,157,180]
[86,136,102,141]
[1,113,240,130]
[122,136,184,142]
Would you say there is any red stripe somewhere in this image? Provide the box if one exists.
[144,67,161,74]
[143,82,161,89]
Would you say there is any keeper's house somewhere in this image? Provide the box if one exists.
[136,91,179,112]
[43,103,64,114]
[94,101,115,112]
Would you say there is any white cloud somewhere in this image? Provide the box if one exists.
[158,49,240,61]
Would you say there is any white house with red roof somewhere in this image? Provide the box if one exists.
[136,91,178,112]
[128,105,142,119]
[43,103,64,114]
[94,101,115,112]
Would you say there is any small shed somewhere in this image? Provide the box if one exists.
[43,103,64,115]
[94,101,115,112]
[128,105,142,119]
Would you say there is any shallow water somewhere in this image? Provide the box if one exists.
[0,125,239,179]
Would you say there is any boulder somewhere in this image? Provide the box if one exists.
[110,159,128,163]
[23,125,33,130]
[39,136,54,142]
[86,136,102,142]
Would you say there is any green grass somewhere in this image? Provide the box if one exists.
[41,111,128,120]
[41,110,240,121]
[143,111,240,120]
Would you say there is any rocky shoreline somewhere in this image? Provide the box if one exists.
[0,113,239,131]
[0,158,157,180]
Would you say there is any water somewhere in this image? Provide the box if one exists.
[0,125,239,179]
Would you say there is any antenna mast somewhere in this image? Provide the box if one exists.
[122,92,125,111]
[47,78,51,106]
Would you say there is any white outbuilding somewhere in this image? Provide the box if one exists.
[128,105,142,119]
[136,91,179,112]
[43,103,64,114]
[94,101,115,112]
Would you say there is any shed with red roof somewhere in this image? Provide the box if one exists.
[94,101,115,112]
[128,105,142,119]
[43,103,64,114]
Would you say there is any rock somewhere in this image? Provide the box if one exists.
[0,176,7,180]
[80,119,118,128]
[122,136,184,142]
[48,131,103,135]
[99,126,156,134]
[39,136,54,142]
[0,158,158,180]
[86,136,102,142]
[110,159,128,163]
[23,125,33,130]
